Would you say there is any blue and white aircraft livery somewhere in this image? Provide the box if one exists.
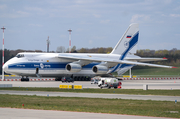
[3,23,175,81]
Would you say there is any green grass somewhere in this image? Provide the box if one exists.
[122,66,180,76]
[1,87,180,96]
[0,94,179,118]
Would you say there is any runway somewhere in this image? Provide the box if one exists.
[0,79,180,90]
[0,108,175,119]
[0,90,179,101]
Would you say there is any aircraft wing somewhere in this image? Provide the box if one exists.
[58,54,175,68]
[125,57,168,62]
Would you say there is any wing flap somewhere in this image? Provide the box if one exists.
[125,57,167,62]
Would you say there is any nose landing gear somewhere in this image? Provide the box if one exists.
[21,76,29,81]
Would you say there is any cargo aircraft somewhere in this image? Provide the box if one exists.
[3,23,175,81]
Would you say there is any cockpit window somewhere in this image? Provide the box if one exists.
[16,54,24,58]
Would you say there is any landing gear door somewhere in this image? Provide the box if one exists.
[36,68,39,74]
[36,68,40,78]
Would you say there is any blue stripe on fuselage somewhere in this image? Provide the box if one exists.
[8,62,100,70]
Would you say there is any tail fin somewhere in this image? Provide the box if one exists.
[111,23,139,58]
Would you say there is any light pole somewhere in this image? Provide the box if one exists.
[46,36,50,52]
[68,29,72,53]
[1,26,6,81]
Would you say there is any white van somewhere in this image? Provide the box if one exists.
[98,78,119,89]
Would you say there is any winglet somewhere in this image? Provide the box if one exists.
[163,57,168,59]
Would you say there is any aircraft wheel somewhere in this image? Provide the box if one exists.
[26,78,29,81]
[21,78,24,81]
[21,77,26,82]
[74,77,77,81]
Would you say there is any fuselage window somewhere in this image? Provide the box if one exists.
[16,54,24,58]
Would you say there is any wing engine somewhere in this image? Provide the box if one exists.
[92,65,109,74]
[66,63,82,73]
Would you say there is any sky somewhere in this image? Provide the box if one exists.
[0,0,180,52]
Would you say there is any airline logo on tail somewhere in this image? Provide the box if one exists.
[124,41,129,48]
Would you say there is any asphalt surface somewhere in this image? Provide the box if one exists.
[0,108,175,119]
[1,78,180,89]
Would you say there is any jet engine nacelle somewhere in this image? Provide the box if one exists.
[66,63,82,73]
[92,65,109,74]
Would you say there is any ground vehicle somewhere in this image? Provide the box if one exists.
[91,79,99,84]
[61,77,74,83]
[98,78,118,89]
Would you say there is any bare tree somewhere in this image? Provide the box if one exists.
[56,46,65,53]
[71,46,76,52]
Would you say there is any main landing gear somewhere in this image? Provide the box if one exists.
[73,76,91,81]
[55,77,62,81]
[21,76,29,81]
[55,76,91,81]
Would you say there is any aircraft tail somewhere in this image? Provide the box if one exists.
[111,23,139,58]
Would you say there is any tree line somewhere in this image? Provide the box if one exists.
[136,48,180,66]
[0,47,180,74]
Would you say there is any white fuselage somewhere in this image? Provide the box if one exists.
[3,52,139,78]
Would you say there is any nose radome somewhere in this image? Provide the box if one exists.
[3,63,8,72]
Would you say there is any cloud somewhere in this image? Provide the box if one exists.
[175,33,180,36]
[0,4,7,9]
[25,7,43,12]
[76,28,84,32]
[164,0,172,4]
[170,14,180,17]
[100,20,110,24]
[75,0,95,4]
[130,14,151,23]
[79,21,93,25]
[89,40,93,44]
[1,10,30,18]
[93,14,101,18]
[29,24,43,27]
[17,11,30,16]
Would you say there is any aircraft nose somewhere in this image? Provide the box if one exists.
[3,63,8,72]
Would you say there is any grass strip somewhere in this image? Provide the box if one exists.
[0,94,179,118]
[0,87,180,96]
[122,67,180,75]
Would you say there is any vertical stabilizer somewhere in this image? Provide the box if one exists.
[108,23,139,74]
[111,23,139,57]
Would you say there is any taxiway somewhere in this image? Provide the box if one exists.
[0,108,175,119]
